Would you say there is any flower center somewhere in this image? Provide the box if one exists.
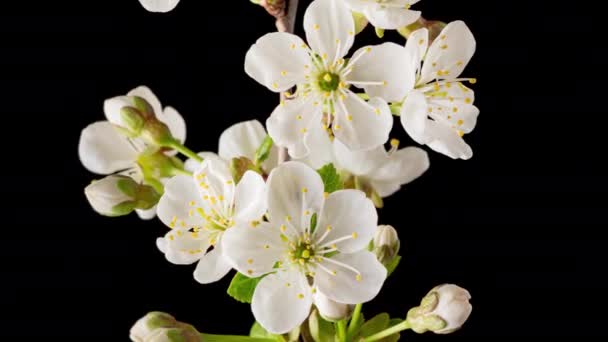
[317,72,340,92]
[290,241,315,265]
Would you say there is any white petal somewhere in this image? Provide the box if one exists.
[252,269,313,334]
[104,96,136,128]
[333,93,392,151]
[267,162,324,234]
[193,244,233,284]
[157,229,210,265]
[426,84,479,134]
[315,190,377,253]
[303,0,355,62]
[221,222,284,278]
[128,86,163,118]
[364,6,420,30]
[314,251,386,304]
[400,90,430,144]
[426,120,473,160]
[159,106,186,143]
[233,171,267,224]
[78,121,138,174]
[369,147,429,197]
[138,0,180,13]
[135,207,157,220]
[342,0,370,12]
[347,43,415,102]
[184,152,221,173]
[420,21,476,85]
[404,28,429,73]
[299,121,336,169]
[245,32,310,93]
[332,139,386,177]
[156,175,205,229]
[219,120,267,161]
[266,96,323,159]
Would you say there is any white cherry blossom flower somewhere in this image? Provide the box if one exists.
[78,86,186,219]
[222,162,387,334]
[343,0,422,30]
[156,158,266,284]
[138,0,180,13]
[400,21,479,160]
[183,120,277,174]
[245,0,415,158]
[302,125,429,200]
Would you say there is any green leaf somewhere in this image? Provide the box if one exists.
[359,313,390,338]
[254,135,274,165]
[385,255,402,276]
[250,322,285,342]
[317,164,343,194]
[227,272,264,303]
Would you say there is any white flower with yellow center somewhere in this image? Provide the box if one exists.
[400,21,479,160]
[138,0,180,12]
[343,0,422,30]
[156,158,266,284]
[78,86,186,219]
[245,0,414,157]
[222,162,387,334]
[302,127,429,201]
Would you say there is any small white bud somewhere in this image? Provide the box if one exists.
[138,0,181,13]
[130,312,178,342]
[373,225,400,272]
[85,175,136,217]
[313,291,354,322]
[407,284,472,334]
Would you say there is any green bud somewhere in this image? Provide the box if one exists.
[141,120,175,147]
[373,225,400,267]
[137,150,185,180]
[352,12,369,35]
[130,312,201,342]
[230,157,261,184]
[85,175,137,217]
[120,107,146,136]
[407,284,472,334]
[133,96,155,119]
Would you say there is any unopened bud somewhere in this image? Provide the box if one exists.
[313,291,354,322]
[138,0,181,13]
[137,150,184,179]
[84,175,161,217]
[407,284,472,334]
[130,312,201,342]
[373,225,400,266]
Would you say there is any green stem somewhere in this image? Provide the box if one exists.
[200,333,276,342]
[166,139,203,163]
[336,320,347,342]
[363,320,411,342]
[346,304,363,339]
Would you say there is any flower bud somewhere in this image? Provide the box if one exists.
[85,175,161,217]
[85,175,137,217]
[104,95,174,146]
[313,291,354,322]
[373,225,400,266]
[130,312,201,342]
[407,284,472,334]
[130,312,179,341]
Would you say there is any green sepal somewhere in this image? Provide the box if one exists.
[308,309,336,342]
[227,272,265,303]
[317,164,343,194]
[254,135,274,166]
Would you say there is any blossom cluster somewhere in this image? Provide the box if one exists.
[80,0,477,340]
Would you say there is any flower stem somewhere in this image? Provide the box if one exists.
[346,303,363,339]
[336,320,347,342]
[363,320,411,342]
[166,139,203,163]
[276,0,298,164]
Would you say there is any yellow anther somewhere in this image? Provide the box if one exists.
[334,124,341,130]
[326,225,333,231]
[323,192,329,198]
[280,225,287,232]
[251,220,260,228]
[286,283,291,287]
[304,210,311,216]
[313,24,320,30]
[226,180,234,185]
[177,230,183,236]
[322,53,328,60]
[469,78,477,84]
[189,200,196,206]
[272,82,279,89]
[331,244,337,249]
[390,138,399,147]
[453,107,459,113]
[281,71,288,76]
[465,97,472,104]
[296,114,303,120]
[300,128,308,134]
[247,269,253,275]
[457,119,464,126]
[286,215,292,222]
[323,73,332,82]
[302,187,308,193]
[302,250,311,259]
[374,108,381,115]
[168,235,174,241]
[441,35,447,40]
[290,43,296,49]
[264,244,270,249]
[352,232,358,239]
[332,270,337,276]
[218,195,224,201]
[365,47,372,53]
[191,232,199,238]
[356,274,362,282]
[348,31,354,35]
[441,44,448,50]
[247,259,253,264]
[297,293,305,299]
[418,39,425,45]
[457,130,465,137]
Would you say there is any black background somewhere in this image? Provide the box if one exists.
[2,0,606,340]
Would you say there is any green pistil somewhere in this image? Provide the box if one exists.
[318,72,340,92]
